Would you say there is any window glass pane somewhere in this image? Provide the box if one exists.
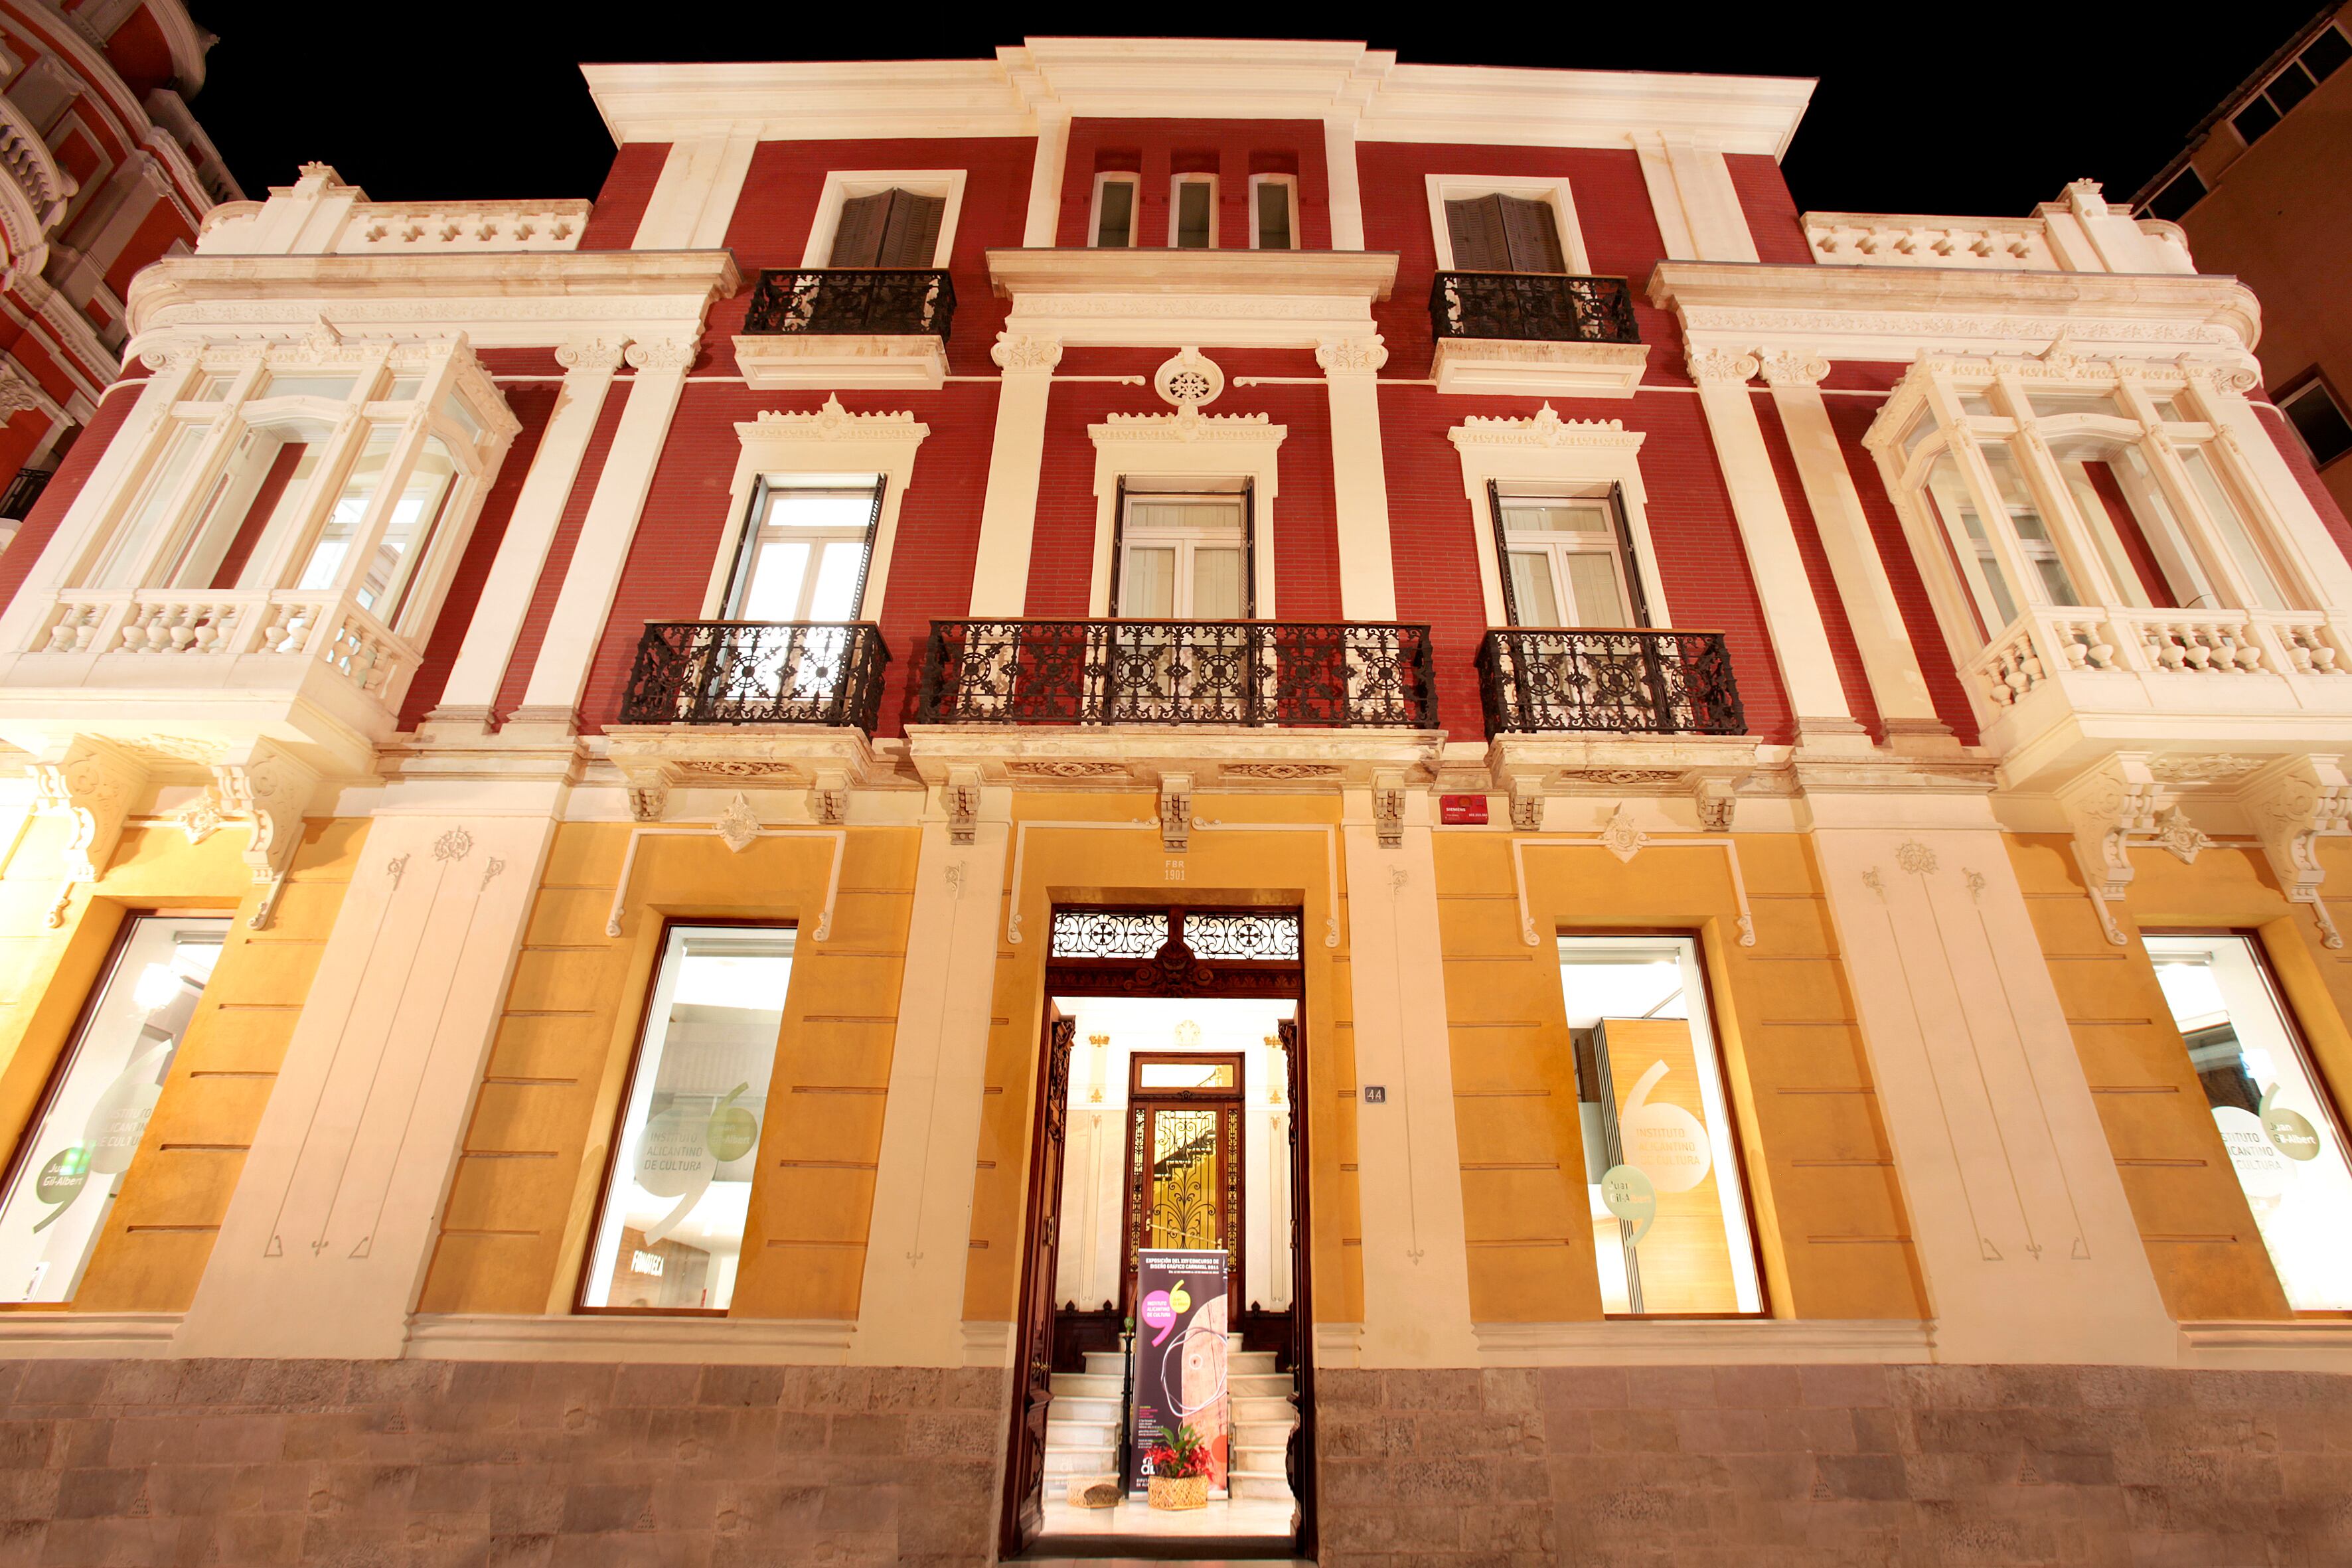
[806,541,864,621]
[234,444,323,591]
[1506,551,1560,625]
[2150,396,2191,424]
[1982,446,2079,605]
[1192,548,1244,619]
[1096,180,1135,247]
[741,540,811,621]
[1121,547,1176,618]
[582,925,792,1312]
[2180,446,2287,610]
[2266,60,2315,112]
[1900,407,1940,459]
[1502,501,1610,534]
[0,916,228,1302]
[189,376,230,402]
[296,424,400,592]
[2063,463,2150,610]
[2027,391,2124,421]
[2146,934,2352,1310]
[261,375,356,403]
[1255,181,1292,250]
[437,391,483,443]
[765,489,876,533]
[384,378,423,402]
[1924,453,2017,629]
[1138,1061,1235,1089]
[1174,180,1213,248]
[1563,551,1629,625]
[1131,499,1243,535]
[2302,25,2349,80]
[84,422,210,588]
[1956,392,1998,417]
[1558,935,1761,1316]
[2282,383,2352,467]
[2234,96,2281,143]
[370,436,461,623]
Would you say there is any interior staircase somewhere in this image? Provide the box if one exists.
[1043,1338,1298,1504]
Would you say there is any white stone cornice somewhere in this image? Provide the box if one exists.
[738,395,929,446]
[1090,406,1283,444]
[1447,405,1644,451]
[988,248,1394,351]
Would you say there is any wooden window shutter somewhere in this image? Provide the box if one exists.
[1445,195,1510,272]
[1486,479,1522,626]
[877,191,946,268]
[720,479,771,619]
[828,192,891,266]
[1107,477,1128,615]
[1498,195,1566,272]
[846,476,886,619]
[1608,485,1653,626]
[1241,479,1258,618]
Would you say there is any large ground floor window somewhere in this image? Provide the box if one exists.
[2147,932,2352,1311]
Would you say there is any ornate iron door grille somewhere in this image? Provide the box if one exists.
[1476,627,1745,735]
[742,268,957,340]
[1428,272,1640,345]
[917,619,1437,728]
[619,621,890,730]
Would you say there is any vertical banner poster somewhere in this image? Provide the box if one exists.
[1127,1247,1230,1494]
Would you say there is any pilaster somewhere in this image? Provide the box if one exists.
[1322,113,1366,250]
[1318,335,1396,621]
[631,131,758,250]
[969,334,1061,616]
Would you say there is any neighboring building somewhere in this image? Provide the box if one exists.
[0,37,2344,1565]
[0,0,240,548]
[2138,3,2352,514]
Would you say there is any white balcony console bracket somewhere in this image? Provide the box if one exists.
[32,736,147,921]
[2242,754,2352,950]
[2056,752,2203,947]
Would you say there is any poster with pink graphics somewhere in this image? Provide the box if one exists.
[1127,1248,1230,1494]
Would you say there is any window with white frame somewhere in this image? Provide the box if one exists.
[1169,175,1216,249]
[1428,177,1589,275]
[1091,173,1139,248]
[721,481,882,623]
[1876,365,2319,654]
[803,171,965,270]
[1113,489,1250,619]
[1248,175,1297,251]
[1491,490,1640,627]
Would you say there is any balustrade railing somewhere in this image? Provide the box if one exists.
[1970,605,2351,713]
[1428,272,1639,345]
[619,621,890,731]
[917,619,1437,728]
[742,269,957,340]
[33,588,416,696]
[1477,628,1745,736]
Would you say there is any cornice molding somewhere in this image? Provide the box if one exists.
[1448,404,1644,451]
[738,394,930,447]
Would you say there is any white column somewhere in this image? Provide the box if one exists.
[1761,352,1946,740]
[1322,113,1365,251]
[510,338,696,732]
[177,808,560,1358]
[1809,797,2173,1365]
[852,815,1010,1366]
[1022,106,1071,247]
[1319,336,1396,621]
[968,335,1060,617]
[1688,349,1859,738]
[422,337,627,735]
[632,131,759,250]
[1343,793,1478,1368]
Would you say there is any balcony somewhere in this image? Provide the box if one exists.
[619,620,889,731]
[1478,629,1744,737]
[733,268,957,391]
[1426,272,1648,397]
[0,466,53,522]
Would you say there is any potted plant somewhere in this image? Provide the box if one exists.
[1143,1421,1211,1511]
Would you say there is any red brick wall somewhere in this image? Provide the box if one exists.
[2258,400,2352,566]
[577,143,671,251]
[0,378,143,617]
[492,386,631,719]
[1726,153,1812,266]
[1057,119,1330,250]
[102,197,194,302]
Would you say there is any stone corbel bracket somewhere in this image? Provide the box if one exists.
[2242,754,2352,949]
[1372,771,1407,849]
[33,737,148,927]
[1159,773,1192,853]
[943,768,982,847]
[618,759,677,824]
[216,739,323,930]
[2057,752,2209,947]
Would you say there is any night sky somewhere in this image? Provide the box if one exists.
[187,3,2323,216]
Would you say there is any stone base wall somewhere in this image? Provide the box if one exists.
[0,1359,1007,1567]
[1317,1364,2352,1567]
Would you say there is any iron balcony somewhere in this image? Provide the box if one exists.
[1478,627,1745,735]
[741,268,957,341]
[1427,272,1640,345]
[621,621,890,731]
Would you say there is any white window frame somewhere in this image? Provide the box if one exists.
[702,401,929,623]
[1116,491,1251,618]
[1247,173,1300,251]
[1448,411,1668,630]
[1497,497,1638,628]
[1088,173,1140,249]
[728,487,881,623]
[801,170,968,270]
[1425,175,1592,274]
[1167,173,1217,250]
[1087,416,1285,619]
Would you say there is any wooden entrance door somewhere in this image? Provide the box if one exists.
[1121,1052,1245,1314]
[1000,1008,1076,1557]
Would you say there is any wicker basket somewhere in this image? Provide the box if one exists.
[1147,1474,1209,1511]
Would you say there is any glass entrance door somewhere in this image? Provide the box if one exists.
[1123,1052,1243,1310]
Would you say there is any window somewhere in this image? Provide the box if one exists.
[0,915,228,1302]
[1091,174,1138,248]
[581,924,794,1313]
[1114,491,1249,618]
[2146,933,2352,1311]
[1493,491,1638,627]
[2232,24,2348,146]
[1445,193,1567,273]
[1557,934,1761,1316]
[723,481,882,622]
[2281,378,2352,468]
[1170,176,1215,249]
[1249,175,1296,250]
[827,187,947,268]
[2142,167,2208,224]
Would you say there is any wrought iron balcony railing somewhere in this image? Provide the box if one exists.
[1428,272,1640,345]
[742,268,957,340]
[620,621,890,731]
[917,619,1437,728]
[1478,628,1744,736]
[0,465,54,521]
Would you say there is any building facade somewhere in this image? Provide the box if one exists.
[0,0,240,548]
[0,36,2341,1565]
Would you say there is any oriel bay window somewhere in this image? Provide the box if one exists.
[2146,934,2352,1311]
[1557,934,1762,1316]
[581,924,795,1313]
[0,914,228,1302]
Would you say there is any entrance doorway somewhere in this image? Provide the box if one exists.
[1001,908,1314,1561]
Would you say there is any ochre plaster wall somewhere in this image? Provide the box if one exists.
[2011,832,2352,1320]
[1433,830,1926,1323]
[0,814,368,1312]
[960,795,1363,1330]
[416,821,918,1319]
